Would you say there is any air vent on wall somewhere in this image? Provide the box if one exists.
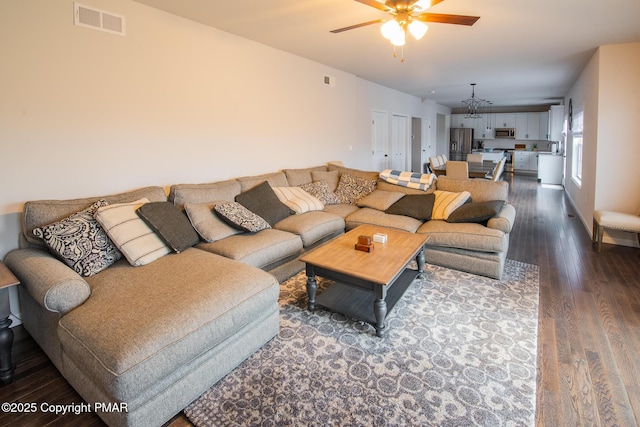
[323,75,336,87]
[74,3,126,36]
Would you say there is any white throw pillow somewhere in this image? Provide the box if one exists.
[95,198,171,266]
[432,190,471,220]
[272,187,324,214]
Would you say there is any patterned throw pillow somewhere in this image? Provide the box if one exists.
[214,202,271,233]
[272,187,324,214]
[32,199,122,277]
[334,172,377,205]
[299,181,341,205]
[431,191,471,220]
[95,198,171,266]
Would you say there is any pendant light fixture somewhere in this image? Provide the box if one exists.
[461,83,487,119]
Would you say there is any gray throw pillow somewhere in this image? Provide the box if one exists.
[385,194,436,220]
[446,200,505,223]
[235,181,294,226]
[136,202,200,253]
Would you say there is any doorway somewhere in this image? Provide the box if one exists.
[371,110,389,171]
[391,114,408,171]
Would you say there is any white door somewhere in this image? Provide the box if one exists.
[372,110,389,171]
[391,114,408,171]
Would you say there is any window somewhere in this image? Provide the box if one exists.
[571,110,584,186]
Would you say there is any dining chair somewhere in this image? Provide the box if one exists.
[445,161,469,179]
[428,156,441,172]
[466,153,483,163]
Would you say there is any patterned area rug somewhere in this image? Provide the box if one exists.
[185,260,539,426]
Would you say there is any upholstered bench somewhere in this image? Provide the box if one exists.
[592,210,640,252]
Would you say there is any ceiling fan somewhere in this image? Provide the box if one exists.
[331,0,480,57]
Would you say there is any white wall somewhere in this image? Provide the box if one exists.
[0,0,435,260]
[565,42,640,248]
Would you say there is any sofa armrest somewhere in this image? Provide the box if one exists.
[4,248,91,314]
[487,203,516,234]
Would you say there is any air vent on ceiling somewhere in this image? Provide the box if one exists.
[74,3,125,36]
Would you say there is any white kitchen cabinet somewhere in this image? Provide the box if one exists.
[474,119,494,139]
[493,113,516,128]
[548,105,564,141]
[451,114,464,128]
[515,113,541,140]
[513,151,538,172]
[539,111,549,140]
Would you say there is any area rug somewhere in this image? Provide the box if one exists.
[185,260,539,427]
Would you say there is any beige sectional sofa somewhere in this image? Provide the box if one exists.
[4,162,515,427]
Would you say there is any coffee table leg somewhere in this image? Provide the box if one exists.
[305,264,316,312]
[416,247,425,278]
[373,298,387,337]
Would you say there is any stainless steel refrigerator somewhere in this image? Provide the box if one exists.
[449,128,473,161]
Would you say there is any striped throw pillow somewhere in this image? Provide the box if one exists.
[95,198,171,266]
[432,191,471,220]
[272,187,324,214]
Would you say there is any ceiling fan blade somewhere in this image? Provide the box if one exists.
[330,19,385,33]
[354,0,393,13]
[413,0,446,10]
[416,13,480,26]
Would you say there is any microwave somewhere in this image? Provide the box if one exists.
[495,128,516,139]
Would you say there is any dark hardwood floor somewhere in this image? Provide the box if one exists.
[1,174,638,426]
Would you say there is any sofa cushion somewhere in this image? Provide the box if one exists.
[327,164,379,182]
[214,202,271,233]
[22,186,167,248]
[272,187,324,214]
[357,190,405,211]
[274,211,345,248]
[235,181,294,226]
[311,170,340,191]
[236,172,289,192]
[417,220,507,253]
[322,203,360,219]
[197,229,303,270]
[446,200,505,224]
[432,191,471,220]
[299,181,341,205]
[95,199,171,266]
[184,202,242,242]
[169,180,241,210]
[385,194,436,220]
[334,173,377,205]
[32,199,122,277]
[345,208,423,233]
[59,248,279,401]
[435,176,508,203]
[136,202,200,253]
[283,166,327,187]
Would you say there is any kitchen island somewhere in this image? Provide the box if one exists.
[538,153,564,184]
[472,150,505,162]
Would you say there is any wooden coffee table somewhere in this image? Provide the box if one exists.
[299,224,428,337]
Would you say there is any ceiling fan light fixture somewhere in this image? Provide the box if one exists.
[408,20,428,40]
[381,19,401,40]
[390,28,406,46]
